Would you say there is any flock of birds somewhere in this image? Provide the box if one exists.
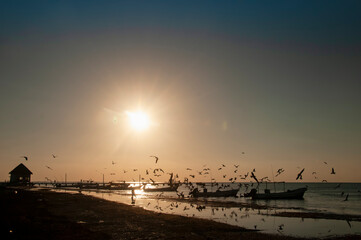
[18,153,359,235]
[20,154,353,202]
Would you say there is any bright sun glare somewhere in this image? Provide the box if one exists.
[126,111,150,131]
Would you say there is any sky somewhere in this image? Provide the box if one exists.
[1,1,360,183]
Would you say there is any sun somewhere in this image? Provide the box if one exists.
[125,111,150,131]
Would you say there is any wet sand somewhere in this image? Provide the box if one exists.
[0,187,359,240]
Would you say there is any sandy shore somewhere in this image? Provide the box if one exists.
[0,187,359,240]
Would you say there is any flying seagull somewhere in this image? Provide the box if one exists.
[251,172,259,184]
[296,168,305,180]
[150,155,159,164]
[52,154,57,158]
[21,156,28,161]
[45,166,53,170]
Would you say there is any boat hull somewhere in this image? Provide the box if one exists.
[251,187,307,200]
[191,189,239,198]
[143,186,178,192]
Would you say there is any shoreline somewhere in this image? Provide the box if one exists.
[1,187,360,240]
[154,196,361,222]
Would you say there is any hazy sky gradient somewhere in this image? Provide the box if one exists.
[1,1,360,182]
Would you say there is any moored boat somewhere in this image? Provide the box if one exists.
[143,185,179,192]
[190,188,239,198]
[246,187,307,200]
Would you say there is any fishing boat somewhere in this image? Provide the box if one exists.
[143,173,179,192]
[246,187,307,200]
[190,188,239,198]
[143,184,179,192]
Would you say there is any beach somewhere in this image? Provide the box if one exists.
[1,187,360,240]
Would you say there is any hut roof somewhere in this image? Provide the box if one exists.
[9,163,33,175]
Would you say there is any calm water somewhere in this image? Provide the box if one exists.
[49,182,361,238]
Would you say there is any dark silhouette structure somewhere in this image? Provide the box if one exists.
[9,163,32,184]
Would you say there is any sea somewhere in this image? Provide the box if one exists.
[49,182,361,238]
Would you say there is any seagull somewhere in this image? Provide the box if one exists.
[45,166,53,170]
[150,155,159,164]
[296,168,305,180]
[234,165,239,168]
[324,161,328,165]
[275,168,285,177]
[52,154,57,158]
[331,168,336,174]
[21,156,28,161]
[186,168,192,171]
[344,194,349,201]
[251,172,259,184]
[112,161,116,165]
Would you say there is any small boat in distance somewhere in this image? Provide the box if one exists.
[245,187,307,200]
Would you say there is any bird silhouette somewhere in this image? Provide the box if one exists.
[21,156,28,161]
[150,155,159,164]
[324,161,328,165]
[251,172,259,184]
[112,161,116,165]
[52,154,57,158]
[344,194,349,201]
[275,168,285,177]
[296,168,305,180]
[45,166,53,170]
[331,168,336,174]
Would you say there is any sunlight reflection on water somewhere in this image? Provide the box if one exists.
[50,188,361,238]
